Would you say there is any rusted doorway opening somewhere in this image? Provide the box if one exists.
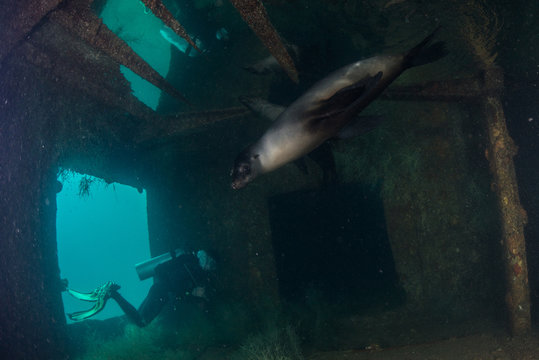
[269,183,401,308]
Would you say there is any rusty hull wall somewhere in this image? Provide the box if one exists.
[0,52,67,359]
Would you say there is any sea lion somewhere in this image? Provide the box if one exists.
[240,96,340,187]
[231,28,446,189]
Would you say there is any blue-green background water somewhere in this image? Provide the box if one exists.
[57,0,175,322]
[57,171,151,322]
[56,0,175,324]
[101,0,171,110]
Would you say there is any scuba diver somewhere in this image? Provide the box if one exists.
[64,250,215,327]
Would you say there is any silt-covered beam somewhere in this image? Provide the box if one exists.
[0,0,64,64]
[139,0,201,54]
[229,0,299,83]
[136,107,251,146]
[383,75,486,102]
[483,67,531,335]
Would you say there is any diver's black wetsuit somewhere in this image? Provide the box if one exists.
[110,253,207,327]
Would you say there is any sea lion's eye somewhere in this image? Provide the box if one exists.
[240,164,250,174]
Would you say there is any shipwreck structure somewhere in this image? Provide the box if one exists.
[0,0,534,358]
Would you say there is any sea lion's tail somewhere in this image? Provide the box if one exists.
[404,26,448,68]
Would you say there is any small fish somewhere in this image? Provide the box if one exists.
[384,0,406,9]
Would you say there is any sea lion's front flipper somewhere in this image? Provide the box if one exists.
[239,96,285,121]
[306,71,383,132]
[339,71,383,117]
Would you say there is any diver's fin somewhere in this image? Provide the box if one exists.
[68,299,107,321]
[66,288,100,302]
[335,115,384,139]
[239,96,285,121]
[66,281,120,321]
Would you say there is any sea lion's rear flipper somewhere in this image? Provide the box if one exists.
[307,71,383,132]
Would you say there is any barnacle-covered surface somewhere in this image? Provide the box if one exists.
[456,0,530,334]
[15,19,155,120]
[0,0,64,62]
[483,68,530,335]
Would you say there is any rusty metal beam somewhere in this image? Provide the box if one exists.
[18,19,154,122]
[48,0,189,105]
[139,0,201,54]
[136,107,251,146]
[0,0,64,64]
[382,73,533,102]
[382,74,492,102]
[482,67,531,335]
[229,0,298,83]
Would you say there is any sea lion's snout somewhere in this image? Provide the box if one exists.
[231,180,246,190]
[230,162,252,190]
[231,149,259,190]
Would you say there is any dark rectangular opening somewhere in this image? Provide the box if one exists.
[269,183,400,307]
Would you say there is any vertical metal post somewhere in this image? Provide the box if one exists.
[483,67,531,335]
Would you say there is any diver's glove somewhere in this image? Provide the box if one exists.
[66,281,120,321]
[60,278,69,292]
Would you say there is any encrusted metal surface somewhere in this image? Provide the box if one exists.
[229,0,299,83]
[49,0,189,104]
[139,0,201,54]
[483,67,531,335]
[0,0,64,63]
